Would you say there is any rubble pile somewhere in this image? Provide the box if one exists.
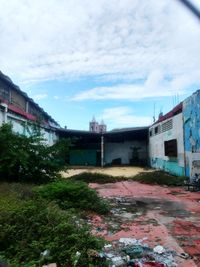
[96,238,180,267]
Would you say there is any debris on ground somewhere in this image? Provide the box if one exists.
[89,181,200,266]
[90,238,178,267]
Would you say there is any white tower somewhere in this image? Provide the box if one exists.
[89,116,99,132]
[99,119,107,133]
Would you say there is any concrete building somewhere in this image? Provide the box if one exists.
[0,71,59,145]
[58,127,148,167]
[104,127,148,166]
[149,103,185,176]
[183,90,200,178]
[1,71,199,179]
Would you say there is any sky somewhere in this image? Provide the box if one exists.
[0,0,200,130]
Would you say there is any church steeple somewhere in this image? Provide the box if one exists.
[89,117,107,133]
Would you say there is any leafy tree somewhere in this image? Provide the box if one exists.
[0,124,70,183]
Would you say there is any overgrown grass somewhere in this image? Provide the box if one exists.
[132,171,186,186]
[69,170,186,186]
[0,181,109,267]
[35,180,109,214]
[70,172,125,184]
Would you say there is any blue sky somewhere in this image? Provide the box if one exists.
[0,0,200,130]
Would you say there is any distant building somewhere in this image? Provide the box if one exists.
[89,117,107,133]
[0,71,59,145]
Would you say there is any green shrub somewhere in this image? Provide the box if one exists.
[0,124,70,183]
[70,172,125,184]
[0,197,106,267]
[35,180,109,214]
[132,171,186,186]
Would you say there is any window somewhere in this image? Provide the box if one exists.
[149,129,153,137]
[154,125,161,135]
[164,139,177,157]
[162,119,172,132]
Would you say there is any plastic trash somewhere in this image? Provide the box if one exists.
[153,245,165,254]
[119,238,137,245]
[41,249,50,257]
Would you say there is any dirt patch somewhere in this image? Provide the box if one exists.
[61,166,151,178]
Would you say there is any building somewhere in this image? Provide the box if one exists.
[183,90,200,178]
[0,71,59,145]
[104,127,148,166]
[1,71,199,179]
[149,103,185,176]
[58,126,148,167]
[149,90,200,179]
[89,117,107,133]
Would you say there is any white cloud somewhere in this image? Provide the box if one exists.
[71,70,193,101]
[53,95,61,100]
[0,0,200,92]
[100,106,152,128]
[32,94,48,101]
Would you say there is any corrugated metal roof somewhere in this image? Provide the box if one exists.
[152,102,183,126]
[110,126,149,133]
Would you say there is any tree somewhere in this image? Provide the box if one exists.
[0,124,70,183]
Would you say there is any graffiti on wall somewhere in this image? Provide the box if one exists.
[183,90,200,177]
[192,160,200,175]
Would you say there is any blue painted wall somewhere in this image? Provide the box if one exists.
[69,149,97,166]
[183,90,200,178]
[183,90,200,152]
[150,157,185,176]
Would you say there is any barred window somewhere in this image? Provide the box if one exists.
[162,119,172,132]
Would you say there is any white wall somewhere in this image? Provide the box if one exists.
[149,113,185,169]
[105,140,147,165]
[0,109,4,125]
[41,127,58,146]
[1,111,58,146]
[7,116,25,135]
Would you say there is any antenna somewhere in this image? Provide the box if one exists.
[177,93,179,104]
[153,103,156,122]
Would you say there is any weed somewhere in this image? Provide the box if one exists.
[35,180,109,214]
[0,182,107,267]
[132,171,186,186]
[70,172,125,184]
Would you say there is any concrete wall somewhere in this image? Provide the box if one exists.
[183,90,200,178]
[149,113,185,176]
[104,140,147,165]
[0,107,58,146]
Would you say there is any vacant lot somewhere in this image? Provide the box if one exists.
[61,166,151,178]
[90,181,200,267]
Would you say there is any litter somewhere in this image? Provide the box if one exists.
[104,244,113,249]
[99,237,178,267]
[153,245,165,254]
[119,238,138,246]
[40,249,50,257]
[178,252,190,259]
[111,256,126,266]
